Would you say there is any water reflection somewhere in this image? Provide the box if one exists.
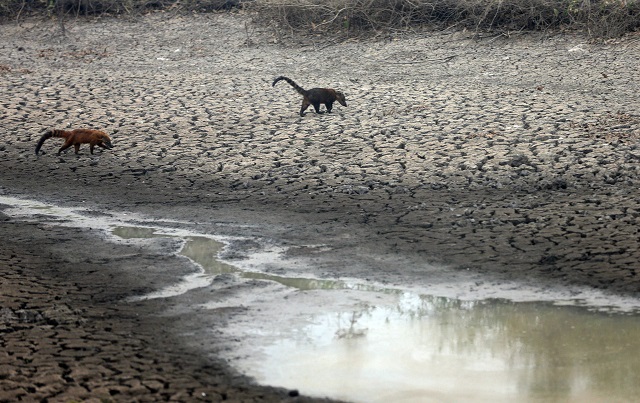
[253,295,640,403]
[180,236,237,275]
[113,226,403,294]
[112,226,640,402]
[112,226,162,239]
[113,227,238,300]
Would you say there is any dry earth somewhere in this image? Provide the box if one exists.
[1,10,640,402]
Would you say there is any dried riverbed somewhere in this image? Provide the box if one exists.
[1,11,640,402]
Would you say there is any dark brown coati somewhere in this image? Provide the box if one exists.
[272,76,347,116]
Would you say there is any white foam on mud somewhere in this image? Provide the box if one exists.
[226,250,640,314]
[0,195,232,300]
[2,194,640,311]
[4,194,640,402]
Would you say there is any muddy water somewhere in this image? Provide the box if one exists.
[249,297,640,403]
[112,227,237,300]
[2,196,640,402]
[113,226,398,294]
[112,224,640,402]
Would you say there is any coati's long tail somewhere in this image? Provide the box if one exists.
[272,76,306,96]
[35,129,64,155]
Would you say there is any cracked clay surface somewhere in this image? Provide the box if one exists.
[1,12,639,402]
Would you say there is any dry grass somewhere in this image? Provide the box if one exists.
[0,0,638,37]
[247,0,640,38]
[0,0,239,19]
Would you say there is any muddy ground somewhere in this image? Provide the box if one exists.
[1,10,640,402]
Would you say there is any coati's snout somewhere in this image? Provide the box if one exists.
[102,139,113,149]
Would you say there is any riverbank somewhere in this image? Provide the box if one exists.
[0,202,343,401]
[1,12,639,401]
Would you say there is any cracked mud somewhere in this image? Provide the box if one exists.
[1,12,639,402]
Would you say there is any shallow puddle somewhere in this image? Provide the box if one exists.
[2,196,640,403]
[114,225,398,294]
[113,227,238,300]
[112,226,163,239]
[113,226,236,276]
[245,295,640,403]
[111,227,640,402]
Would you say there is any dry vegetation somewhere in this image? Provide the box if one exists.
[248,0,640,38]
[0,0,638,37]
[0,0,239,19]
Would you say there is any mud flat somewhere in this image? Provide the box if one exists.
[2,194,640,403]
[1,11,640,402]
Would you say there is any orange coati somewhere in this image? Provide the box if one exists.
[272,76,347,116]
[35,129,113,155]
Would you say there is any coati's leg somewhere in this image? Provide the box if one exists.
[74,144,81,154]
[90,144,95,154]
[312,102,324,114]
[326,101,334,113]
[58,139,74,155]
[300,98,311,116]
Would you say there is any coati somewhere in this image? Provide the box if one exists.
[272,76,347,116]
[35,129,113,155]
